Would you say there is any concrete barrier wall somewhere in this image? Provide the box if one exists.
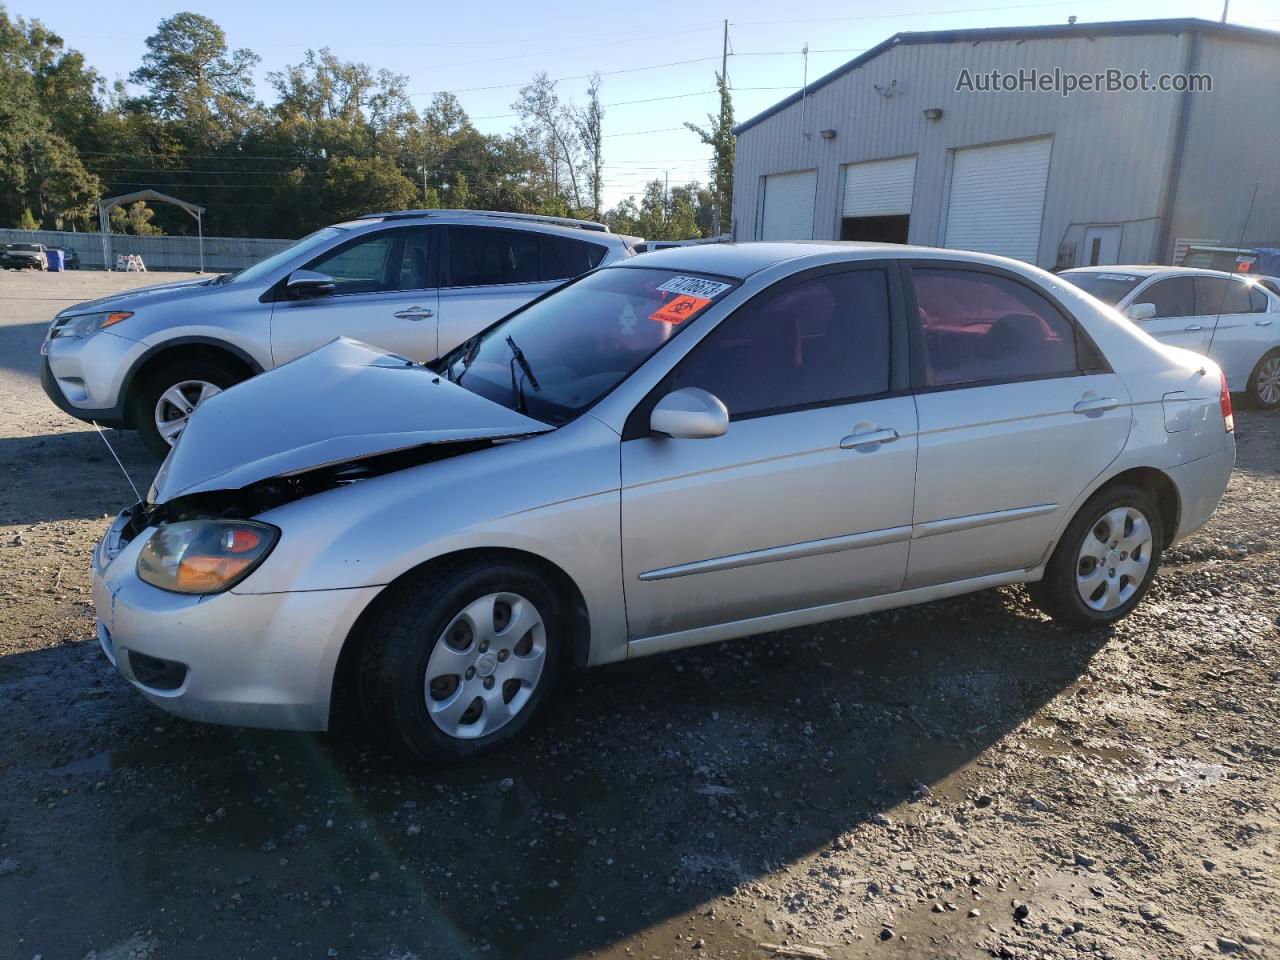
[0,229,294,272]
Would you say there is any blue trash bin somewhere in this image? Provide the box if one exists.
[45,249,64,272]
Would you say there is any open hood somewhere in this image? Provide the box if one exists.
[150,337,552,504]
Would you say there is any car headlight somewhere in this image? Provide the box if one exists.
[136,520,279,594]
[50,311,133,339]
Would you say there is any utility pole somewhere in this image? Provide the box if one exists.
[420,164,428,206]
[1220,0,1229,21]
[721,19,729,86]
[719,19,730,237]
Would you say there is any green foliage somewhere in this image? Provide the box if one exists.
[685,71,735,235]
[109,200,164,235]
[0,9,102,229]
[15,208,38,230]
[1,9,719,241]
[322,155,418,222]
[129,12,259,136]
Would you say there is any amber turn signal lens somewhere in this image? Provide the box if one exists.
[100,311,134,328]
[137,520,279,595]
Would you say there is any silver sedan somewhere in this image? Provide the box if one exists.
[92,243,1235,762]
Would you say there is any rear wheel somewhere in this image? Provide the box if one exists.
[1246,350,1280,409]
[357,558,565,763]
[130,358,244,458]
[1028,484,1163,628]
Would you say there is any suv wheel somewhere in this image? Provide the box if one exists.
[131,358,244,458]
[1027,484,1164,628]
[357,558,565,763]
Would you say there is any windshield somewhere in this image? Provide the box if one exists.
[442,267,738,424]
[223,227,344,285]
[11,244,40,252]
[1059,270,1145,305]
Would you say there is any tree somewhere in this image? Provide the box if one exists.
[15,208,38,230]
[571,74,604,219]
[0,11,101,229]
[514,72,583,213]
[321,154,417,222]
[109,200,164,235]
[685,71,735,236]
[605,179,706,241]
[130,12,259,143]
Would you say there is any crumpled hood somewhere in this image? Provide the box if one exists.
[60,275,214,316]
[150,337,552,503]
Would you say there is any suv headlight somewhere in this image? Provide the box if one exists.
[50,311,133,339]
[137,520,279,594]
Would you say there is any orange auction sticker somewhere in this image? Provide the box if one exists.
[650,294,711,325]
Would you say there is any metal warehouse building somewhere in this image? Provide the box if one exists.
[730,18,1280,270]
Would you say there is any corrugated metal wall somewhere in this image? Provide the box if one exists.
[0,229,293,272]
[733,32,1190,267]
[1169,34,1280,258]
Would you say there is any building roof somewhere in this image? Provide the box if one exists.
[733,18,1280,136]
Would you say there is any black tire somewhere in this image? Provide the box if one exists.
[1245,349,1280,410]
[357,557,566,764]
[129,357,245,459]
[1027,483,1164,629]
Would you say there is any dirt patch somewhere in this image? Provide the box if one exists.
[1,272,1277,959]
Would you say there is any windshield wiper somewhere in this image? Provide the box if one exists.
[505,335,540,413]
[450,335,482,384]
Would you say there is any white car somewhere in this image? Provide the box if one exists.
[92,243,1235,762]
[1061,266,1280,408]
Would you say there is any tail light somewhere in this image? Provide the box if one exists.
[1220,371,1234,433]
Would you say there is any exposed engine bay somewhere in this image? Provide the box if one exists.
[116,435,510,548]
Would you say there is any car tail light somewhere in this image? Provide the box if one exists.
[1220,371,1234,433]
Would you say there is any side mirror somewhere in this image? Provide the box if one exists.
[286,269,336,298]
[650,387,729,439]
[1125,302,1157,322]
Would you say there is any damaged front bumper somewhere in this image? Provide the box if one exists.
[92,508,380,731]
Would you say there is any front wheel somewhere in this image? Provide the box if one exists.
[1246,351,1280,409]
[1027,484,1164,628]
[130,358,244,458]
[357,558,565,763]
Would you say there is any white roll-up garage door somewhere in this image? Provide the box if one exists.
[944,138,1052,264]
[842,156,916,217]
[760,170,817,241]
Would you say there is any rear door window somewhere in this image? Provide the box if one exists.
[911,268,1087,387]
[1195,276,1254,315]
[447,227,541,287]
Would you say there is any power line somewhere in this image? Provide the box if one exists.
[62,22,723,50]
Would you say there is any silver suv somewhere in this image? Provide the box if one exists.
[40,210,637,456]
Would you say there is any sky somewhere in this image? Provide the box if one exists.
[9,0,1280,211]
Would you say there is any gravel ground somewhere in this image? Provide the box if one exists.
[0,270,1277,960]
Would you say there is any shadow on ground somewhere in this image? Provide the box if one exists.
[0,429,155,524]
[0,582,1109,960]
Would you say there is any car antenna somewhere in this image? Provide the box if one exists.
[91,421,142,502]
[1205,178,1260,356]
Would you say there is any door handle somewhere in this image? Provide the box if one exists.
[1184,324,1204,332]
[1073,396,1118,415]
[839,427,899,449]
[1256,319,1273,327]
[394,306,435,321]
